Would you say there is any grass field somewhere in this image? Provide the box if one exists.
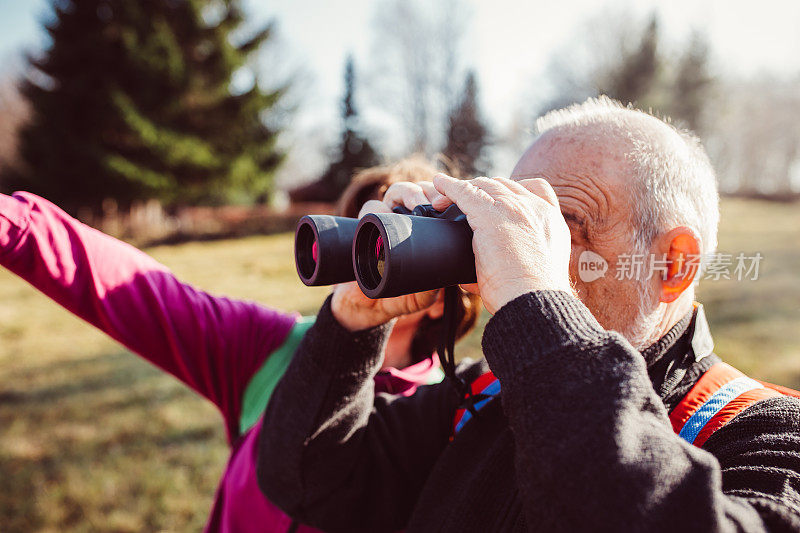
[1,198,799,531]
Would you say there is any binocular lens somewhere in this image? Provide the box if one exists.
[296,223,317,280]
[352,211,476,298]
[375,236,385,277]
[294,215,360,286]
[354,222,384,291]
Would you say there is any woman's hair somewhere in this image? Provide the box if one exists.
[337,156,440,218]
[336,156,482,363]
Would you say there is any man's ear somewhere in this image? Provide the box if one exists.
[657,226,701,303]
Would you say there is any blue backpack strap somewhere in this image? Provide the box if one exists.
[453,363,797,447]
[451,370,500,438]
[670,362,784,447]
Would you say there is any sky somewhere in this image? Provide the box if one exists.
[236,0,800,126]
[2,0,800,181]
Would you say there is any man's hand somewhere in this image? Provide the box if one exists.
[331,181,441,331]
[431,174,573,314]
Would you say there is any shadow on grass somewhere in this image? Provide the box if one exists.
[0,350,199,404]
[0,350,225,532]
[0,454,46,532]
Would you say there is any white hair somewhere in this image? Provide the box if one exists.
[535,96,720,261]
[535,96,720,347]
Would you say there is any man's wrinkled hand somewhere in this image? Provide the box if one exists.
[431,174,574,314]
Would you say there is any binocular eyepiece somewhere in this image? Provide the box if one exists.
[295,204,476,298]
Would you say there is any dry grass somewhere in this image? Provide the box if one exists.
[0,197,798,531]
[696,198,800,386]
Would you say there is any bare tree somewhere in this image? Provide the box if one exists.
[536,8,800,198]
[705,77,800,196]
[368,0,469,156]
[536,8,644,114]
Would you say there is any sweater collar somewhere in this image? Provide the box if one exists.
[640,303,715,399]
[640,303,715,369]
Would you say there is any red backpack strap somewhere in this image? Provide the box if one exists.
[451,370,499,438]
[670,362,783,448]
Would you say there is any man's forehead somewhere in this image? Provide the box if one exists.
[512,129,628,183]
[511,133,634,210]
[511,128,634,232]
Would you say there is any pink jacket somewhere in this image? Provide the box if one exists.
[0,192,441,532]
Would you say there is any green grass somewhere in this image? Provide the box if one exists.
[0,197,799,531]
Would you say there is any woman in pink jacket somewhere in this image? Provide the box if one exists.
[0,159,480,532]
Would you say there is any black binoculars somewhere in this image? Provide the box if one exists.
[294,204,477,298]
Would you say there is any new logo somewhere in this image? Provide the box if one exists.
[578,250,608,282]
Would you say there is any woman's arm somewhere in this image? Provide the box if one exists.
[0,192,297,440]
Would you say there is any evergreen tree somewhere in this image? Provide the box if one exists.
[6,0,287,213]
[670,32,713,133]
[536,13,716,143]
[292,55,378,202]
[603,15,660,106]
[443,71,489,177]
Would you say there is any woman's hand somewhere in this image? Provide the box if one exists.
[330,181,442,331]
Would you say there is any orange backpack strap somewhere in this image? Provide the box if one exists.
[453,364,797,447]
[757,380,800,399]
[670,362,785,448]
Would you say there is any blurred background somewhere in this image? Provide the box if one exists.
[0,0,798,530]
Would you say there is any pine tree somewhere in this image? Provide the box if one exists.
[291,55,378,202]
[603,15,660,106]
[6,0,287,213]
[670,32,713,133]
[443,71,489,177]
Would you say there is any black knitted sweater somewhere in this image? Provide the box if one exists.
[257,291,800,532]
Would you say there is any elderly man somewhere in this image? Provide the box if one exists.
[257,97,800,532]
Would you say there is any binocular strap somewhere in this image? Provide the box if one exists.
[439,286,482,419]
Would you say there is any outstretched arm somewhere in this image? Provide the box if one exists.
[0,192,297,439]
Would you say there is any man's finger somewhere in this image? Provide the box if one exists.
[517,178,560,208]
[432,174,494,216]
[431,194,453,211]
[358,199,392,219]
[468,176,516,199]
[418,181,439,202]
[492,176,529,195]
